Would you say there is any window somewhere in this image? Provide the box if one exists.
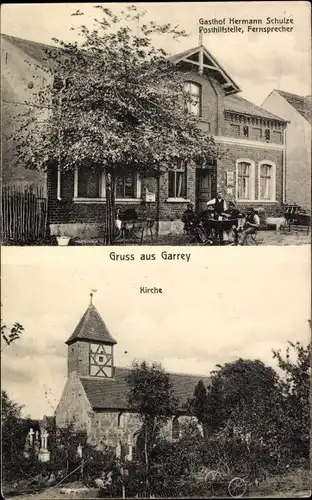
[264,129,270,141]
[230,124,240,137]
[74,167,141,201]
[236,160,255,201]
[116,171,136,199]
[184,81,201,116]
[243,125,249,138]
[168,161,187,199]
[77,167,102,198]
[98,356,104,363]
[252,127,262,140]
[272,131,282,144]
[172,417,180,440]
[117,413,125,428]
[259,161,276,201]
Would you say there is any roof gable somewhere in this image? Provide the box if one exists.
[66,304,117,346]
[169,45,240,95]
[80,367,210,412]
[276,90,312,124]
[1,33,59,71]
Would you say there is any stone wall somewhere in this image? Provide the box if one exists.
[55,374,92,436]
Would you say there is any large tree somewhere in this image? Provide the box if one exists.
[1,390,25,480]
[188,358,282,473]
[13,5,219,243]
[126,360,178,495]
[272,339,310,466]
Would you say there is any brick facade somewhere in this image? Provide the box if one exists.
[48,57,286,237]
[2,35,287,237]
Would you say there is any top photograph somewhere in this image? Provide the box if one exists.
[1,2,311,247]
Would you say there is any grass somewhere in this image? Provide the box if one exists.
[246,468,311,498]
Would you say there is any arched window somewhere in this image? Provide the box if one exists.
[258,161,276,201]
[236,159,255,201]
[117,412,125,428]
[184,81,202,116]
[172,417,180,440]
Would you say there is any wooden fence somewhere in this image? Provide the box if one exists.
[1,185,48,244]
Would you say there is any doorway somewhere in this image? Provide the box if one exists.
[196,168,213,213]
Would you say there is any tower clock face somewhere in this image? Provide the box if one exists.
[89,343,113,377]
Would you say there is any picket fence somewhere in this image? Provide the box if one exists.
[1,185,48,244]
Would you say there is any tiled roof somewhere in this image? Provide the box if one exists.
[224,94,287,122]
[66,304,117,345]
[1,33,59,71]
[276,90,312,124]
[80,367,211,411]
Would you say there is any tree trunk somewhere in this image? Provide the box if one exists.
[144,423,150,498]
[104,168,115,245]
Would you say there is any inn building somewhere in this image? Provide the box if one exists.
[2,34,288,239]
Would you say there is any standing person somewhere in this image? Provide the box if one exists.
[240,208,260,245]
[206,192,227,220]
[207,192,227,243]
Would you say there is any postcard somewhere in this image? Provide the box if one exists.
[1,2,311,500]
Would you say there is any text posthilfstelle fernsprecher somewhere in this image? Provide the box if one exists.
[199,16,294,34]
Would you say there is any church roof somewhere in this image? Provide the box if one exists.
[79,367,211,411]
[66,303,117,346]
[275,90,312,124]
[224,94,287,123]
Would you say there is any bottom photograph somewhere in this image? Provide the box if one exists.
[1,257,310,499]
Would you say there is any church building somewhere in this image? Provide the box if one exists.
[55,296,210,457]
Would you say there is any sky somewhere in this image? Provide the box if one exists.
[1,2,311,105]
[1,246,311,419]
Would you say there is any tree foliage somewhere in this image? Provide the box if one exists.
[12,5,220,243]
[1,390,26,480]
[272,340,310,465]
[126,361,178,493]
[1,320,24,352]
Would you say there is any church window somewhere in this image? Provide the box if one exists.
[118,413,125,428]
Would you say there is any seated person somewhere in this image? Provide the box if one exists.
[223,202,244,244]
[198,206,216,240]
[239,208,260,245]
[182,203,198,230]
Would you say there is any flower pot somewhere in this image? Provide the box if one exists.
[56,236,70,246]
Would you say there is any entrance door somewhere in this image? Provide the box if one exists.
[196,169,212,213]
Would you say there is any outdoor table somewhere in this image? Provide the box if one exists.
[204,218,239,245]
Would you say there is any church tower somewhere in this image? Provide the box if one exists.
[66,293,117,378]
